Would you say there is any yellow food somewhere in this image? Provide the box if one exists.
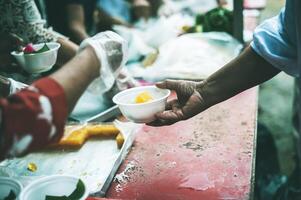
[135,91,153,104]
[27,162,37,172]
[86,124,120,137]
[116,133,125,149]
[54,124,121,149]
[58,128,88,147]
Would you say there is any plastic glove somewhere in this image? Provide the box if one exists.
[148,79,207,126]
[8,78,28,95]
[103,68,139,100]
[79,31,128,93]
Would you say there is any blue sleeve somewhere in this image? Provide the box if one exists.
[251,3,298,77]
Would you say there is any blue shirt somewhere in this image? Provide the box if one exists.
[251,0,301,77]
[97,0,131,23]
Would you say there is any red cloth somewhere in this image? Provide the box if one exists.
[0,77,67,160]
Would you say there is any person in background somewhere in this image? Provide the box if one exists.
[95,0,132,32]
[0,31,127,161]
[149,0,301,190]
[0,33,31,97]
[0,0,78,68]
[45,0,97,44]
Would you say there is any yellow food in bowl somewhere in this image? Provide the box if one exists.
[135,91,153,104]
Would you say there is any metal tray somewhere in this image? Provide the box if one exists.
[0,121,141,197]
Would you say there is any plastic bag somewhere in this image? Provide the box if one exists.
[130,32,242,81]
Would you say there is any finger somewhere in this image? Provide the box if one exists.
[147,119,166,127]
[147,118,177,127]
[9,33,24,51]
[181,91,204,118]
[155,109,183,123]
[156,79,181,90]
[147,107,184,127]
[172,103,181,113]
[9,33,24,45]
[165,99,178,110]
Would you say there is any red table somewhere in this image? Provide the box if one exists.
[105,88,258,200]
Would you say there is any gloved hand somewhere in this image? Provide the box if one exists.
[79,31,128,93]
[148,79,208,126]
[8,78,28,95]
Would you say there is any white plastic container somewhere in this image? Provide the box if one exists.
[11,42,61,74]
[113,85,170,123]
[20,175,88,200]
[0,177,23,200]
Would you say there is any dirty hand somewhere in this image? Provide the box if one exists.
[79,31,128,92]
[148,79,208,126]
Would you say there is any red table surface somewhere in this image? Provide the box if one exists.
[105,88,258,200]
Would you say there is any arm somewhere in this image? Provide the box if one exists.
[56,37,78,66]
[200,46,280,107]
[50,46,99,112]
[66,4,90,44]
[0,31,127,160]
[150,46,280,126]
[150,4,294,126]
[0,47,99,160]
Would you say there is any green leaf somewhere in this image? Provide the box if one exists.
[4,190,16,200]
[68,179,85,200]
[45,195,69,200]
[44,179,85,200]
[35,43,50,54]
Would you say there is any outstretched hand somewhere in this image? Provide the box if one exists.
[148,79,208,126]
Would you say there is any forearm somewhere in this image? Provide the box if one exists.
[50,47,100,112]
[68,23,89,44]
[56,38,78,66]
[201,46,280,107]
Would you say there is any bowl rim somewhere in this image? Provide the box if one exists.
[20,175,88,200]
[11,42,61,57]
[113,85,171,106]
[0,177,23,191]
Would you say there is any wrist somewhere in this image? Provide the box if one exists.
[83,46,101,78]
[196,79,213,109]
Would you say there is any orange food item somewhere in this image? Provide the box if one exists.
[54,124,122,149]
[135,91,153,104]
[116,133,125,149]
[58,128,88,147]
[86,124,120,137]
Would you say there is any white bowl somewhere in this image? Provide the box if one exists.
[113,85,171,123]
[0,177,23,200]
[20,175,88,200]
[11,42,61,74]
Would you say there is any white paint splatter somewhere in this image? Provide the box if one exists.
[114,161,137,192]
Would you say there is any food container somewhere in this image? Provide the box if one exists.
[11,42,61,74]
[20,175,88,200]
[113,85,170,123]
[0,177,23,200]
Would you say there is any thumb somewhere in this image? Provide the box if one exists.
[156,79,180,91]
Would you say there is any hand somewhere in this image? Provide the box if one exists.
[8,78,28,95]
[79,31,128,92]
[0,33,24,68]
[148,79,208,126]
